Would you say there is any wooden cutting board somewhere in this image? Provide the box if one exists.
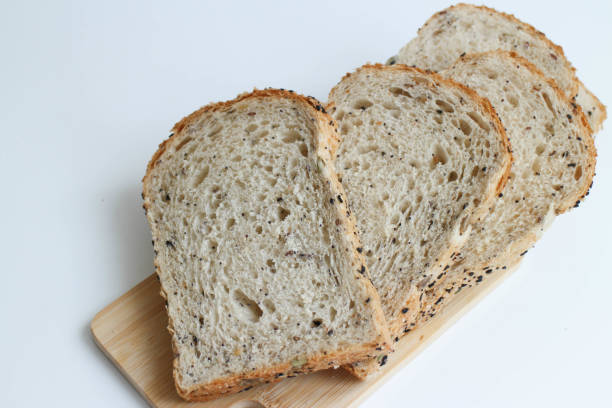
[91,262,518,408]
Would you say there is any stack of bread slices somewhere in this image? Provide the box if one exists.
[142,4,603,401]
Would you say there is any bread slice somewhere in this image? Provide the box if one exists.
[326,65,512,377]
[389,3,606,133]
[416,51,597,323]
[142,89,391,401]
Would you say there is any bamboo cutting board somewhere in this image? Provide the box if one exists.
[91,262,518,408]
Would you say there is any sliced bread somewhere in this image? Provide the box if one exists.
[142,89,391,401]
[326,65,512,377]
[417,51,597,323]
[389,3,606,133]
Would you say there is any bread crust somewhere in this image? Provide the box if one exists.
[327,64,513,377]
[142,89,391,401]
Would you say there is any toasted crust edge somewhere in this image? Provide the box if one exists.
[326,64,513,377]
[142,89,391,401]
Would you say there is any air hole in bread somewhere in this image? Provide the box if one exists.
[340,123,350,135]
[335,110,345,121]
[574,165,582,180]
[349,300,355,309]
[282,130,301,144]
[255,225,263,234]
[252,130,269,146]
[485,70,498,80]
[207,124,223,139]
[390,214,400,225]
[192,165,210,187]
[353,99,373,110]
[310,318,323,328]
[382,101,399,111]
[541,92,555,116]
[175,137,193,152]
[263,299,276,313]
[431,144,449,168]
[245,124,258,132]
[400,201,410,213]
[507,95,519,108]
[545,122,554,134]
[467,111,490,131]
[535,144,546,155]
[266,259,276,273]
[413,76,430,86]
[448,171,458,182]
[470,165,479,178]
[209,240,218,251]
[232,290,263,323]
[532,159,541,175]
[267,176,278,186]
[329,307,337,322]
[226,218,235,230]
[435,99,454,113]
[458,214,470,235]
[299,142,308,157]
[458,119,472,136]
[278,207,290,221]
[473,198,480,207]
[433,114,443,125]
[390,87,412,98]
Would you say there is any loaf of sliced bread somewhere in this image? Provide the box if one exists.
[390,3,606,133]
[326,65,512,377]
[142,89,391,401]
[417,51,597,323]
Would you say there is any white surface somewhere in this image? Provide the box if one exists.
[1,0,611,406]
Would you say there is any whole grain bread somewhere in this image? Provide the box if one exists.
[326,65,512,377]
[142,89,391,401]
[417,51,596,323]
[389,3,606,133]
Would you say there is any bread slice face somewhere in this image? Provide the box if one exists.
[327,65,512,377]
[417,51,597,324]
[142,89,391,401]
[390,3,606,133]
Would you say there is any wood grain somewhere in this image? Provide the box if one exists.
[91,262,519,408]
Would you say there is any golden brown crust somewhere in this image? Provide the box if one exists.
[327,64,513,377]
[142,89,391,401]
[419,3,579,96]
[177,340,384,401]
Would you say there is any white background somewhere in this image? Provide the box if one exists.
[2,0,611,406]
